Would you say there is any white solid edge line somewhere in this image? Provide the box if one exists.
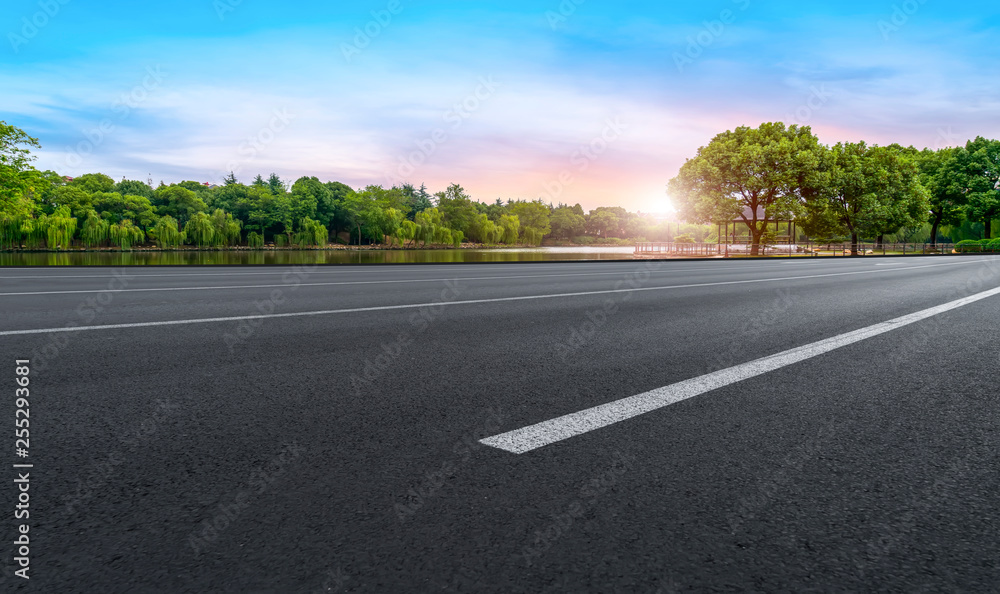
[0,259,984,338]
[0,261,974,298]
[480,283,1000,454]
[0,270,703,296]
[0,259,877,281]
[0,260,880,296]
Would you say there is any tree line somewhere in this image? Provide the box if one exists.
[1,121,699,250]
[668,122,1000,255]
[3,120,997,252]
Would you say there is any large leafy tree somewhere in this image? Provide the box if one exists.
[400,183,433,219]
[436,183,479,235]
[956,137,1000,238]
[92,193,159,229]
[152,185,208,227]
[323,181,355,237]
[917,147,968,245]
[0,121,43,219]
[69,173,116,194]
[115,179,154,198]
[668,122,825,255]
[805,142,928,254]
[549,206,586,239]
[509,199,551,241]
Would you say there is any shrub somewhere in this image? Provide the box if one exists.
[987,238,1000,253]
[955,239,982,253]
[675,234,695,244]
[247,232,264,249]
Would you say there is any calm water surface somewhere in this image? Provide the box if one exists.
[0,246,637,266]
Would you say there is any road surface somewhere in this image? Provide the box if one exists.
[1,256,998,592]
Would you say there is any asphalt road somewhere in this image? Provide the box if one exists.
[1,256,999,593]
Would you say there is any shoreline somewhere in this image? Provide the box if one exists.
[0,243,638,254]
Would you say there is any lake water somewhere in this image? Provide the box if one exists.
[0,246,638,266]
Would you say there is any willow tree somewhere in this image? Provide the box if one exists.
[522,227,544,246]
[247,231,264,248]
[210,209,242,246]
[415,208,445,246]
[397,219,417,247]
[480,219,500,244]
[80,211,110,247]
[41,206,77,249]
[0,215,24,248]
[109,219,145,250]
[668,122,826,255]
[498,214,520,244]
[294,217,328,247]
[184,211,215,247]
[153,215,184,248]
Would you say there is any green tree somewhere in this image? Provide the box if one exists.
[668,122,826,255]
[69,173,116,194]
[805,142,928,254]
[289,176,325,224]
[80,210,110,247]
[509,200,551,242]
[550,206,586,239]
[918,147,968,245]
[267,173,287,196]
[0,121,43,220]
[92,193,159,229]
[957,137,1000,238]
[152,185,208,226]
[115,179,154,198]
[436,183,479,235]
[109,219,145,250]
[152,215,185,248]
[210,209,242,246]
[184,211,215,247]
[498,214,520,244]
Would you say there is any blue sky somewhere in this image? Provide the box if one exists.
[3,0,999,212]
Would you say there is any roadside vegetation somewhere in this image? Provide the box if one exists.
[2,120,997,252]
[668,122,1000,255]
